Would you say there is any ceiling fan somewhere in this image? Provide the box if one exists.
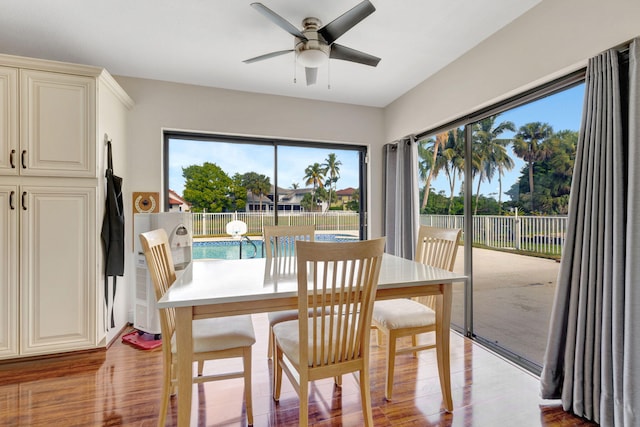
[243,0,381,86]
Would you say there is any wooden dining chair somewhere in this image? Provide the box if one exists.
[139,229,256,426]
[272,238,385,427]
[371,226,461,401]
[263,225,315,359]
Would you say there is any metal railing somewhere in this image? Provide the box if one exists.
[192,211,360,237]
[420,214,568,256]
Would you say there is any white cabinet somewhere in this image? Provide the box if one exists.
[0,186,18,358]
[0,67,18,173]
[0,54,132,360]
[0,68,96,177]
[19,186,96,355]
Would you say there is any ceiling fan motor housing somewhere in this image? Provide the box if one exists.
[295,17,330,67]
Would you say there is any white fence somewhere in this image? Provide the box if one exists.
[190,212,567,256]
[421,214,568,256]
[192,211,359,237]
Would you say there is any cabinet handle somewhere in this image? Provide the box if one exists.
[21,191,27,210]
[9,191,15,210]
[10,149,16,168]
[21,150,27,169]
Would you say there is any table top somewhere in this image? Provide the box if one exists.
[158,253,466,309]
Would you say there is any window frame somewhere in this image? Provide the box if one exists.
[162,130,369,239]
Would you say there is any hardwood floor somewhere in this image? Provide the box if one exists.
[0,313,596,426]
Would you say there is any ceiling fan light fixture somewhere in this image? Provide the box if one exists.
[296,48,328,67]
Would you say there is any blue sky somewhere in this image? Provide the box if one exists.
[168,141,360,196]
[428,83,585,201]
[168,83,585,201]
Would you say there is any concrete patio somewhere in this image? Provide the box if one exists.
[450,247,561,366]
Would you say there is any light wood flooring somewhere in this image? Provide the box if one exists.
[0,313,596,426]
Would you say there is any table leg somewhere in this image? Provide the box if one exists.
[175,307,193,426]
[435,284,453,411]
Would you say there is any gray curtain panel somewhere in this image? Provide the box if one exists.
[383,137,419,259]
[540,39,640,426]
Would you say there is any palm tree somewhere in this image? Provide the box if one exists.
[303,163,326,211]
[291,183,299,189]
[493,145,515,211]
[512,122,554,211]
[242,172,271,211]
[418,132,448,212]
[322,153,342,210]
[440,128,465,214]
[472,116,515,214]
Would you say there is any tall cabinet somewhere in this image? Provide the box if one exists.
[0,55,133,359]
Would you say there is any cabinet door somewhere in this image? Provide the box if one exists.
[20,70,96,177]
[0,67,18,175]
[20,186,96,355]
[0,186,18,358]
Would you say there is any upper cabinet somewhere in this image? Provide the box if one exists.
[1,66,99,177]
[0,67,18,174]
[20,70,96,177]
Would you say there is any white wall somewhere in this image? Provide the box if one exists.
[97,76,133,344]
[114,76,385,235]
[385,0,640,141]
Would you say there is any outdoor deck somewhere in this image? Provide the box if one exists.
[451,247,560,366]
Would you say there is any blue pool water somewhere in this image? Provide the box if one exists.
[192,234,357,260]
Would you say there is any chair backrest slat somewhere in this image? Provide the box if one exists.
[296,238,385,368]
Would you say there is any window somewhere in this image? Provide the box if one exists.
[164,132,367,243]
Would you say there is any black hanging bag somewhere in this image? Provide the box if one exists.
[101,140,124,328]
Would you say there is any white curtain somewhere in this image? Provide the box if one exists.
[383,136,419,259]
[540,39,640,426]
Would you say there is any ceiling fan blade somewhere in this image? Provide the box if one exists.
[330,43,380,67]
[305,67,318,86]
[318,0,375,44]
[243,49,294,64]
[250,3,308,41]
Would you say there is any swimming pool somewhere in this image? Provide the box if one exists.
[192,234,358,260]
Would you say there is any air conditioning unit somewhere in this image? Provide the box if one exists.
[133,212,193,336]
[134,254,162,336]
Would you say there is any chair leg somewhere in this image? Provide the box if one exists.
[197,360,204,376]
[359,367,374,427]
[273,345,283,401]
[299,378,309,427]
[159,362,172,426]
[267,326,274,359]
[411,334,418,357]
[243,346,254,426]
[385,332,397,401]
[169,361,177,396]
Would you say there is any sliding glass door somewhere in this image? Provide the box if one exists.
[418,75,585,372]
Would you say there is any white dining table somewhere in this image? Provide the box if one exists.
[158,253,466,426]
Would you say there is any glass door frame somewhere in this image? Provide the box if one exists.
[415,70,585,373]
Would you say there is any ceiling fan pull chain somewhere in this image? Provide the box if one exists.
[293,54,297,84]
[327,56,331,90]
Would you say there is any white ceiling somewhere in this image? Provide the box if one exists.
[0,0,540,108]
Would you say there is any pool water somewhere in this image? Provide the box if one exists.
[192,234,357,260]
